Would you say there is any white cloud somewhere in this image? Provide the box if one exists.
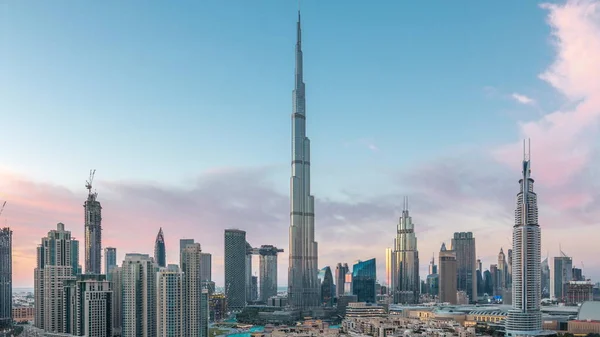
[511,93,535,105]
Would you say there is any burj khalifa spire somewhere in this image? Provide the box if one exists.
[288,10,320,309]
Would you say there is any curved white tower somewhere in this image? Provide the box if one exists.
[288,10,320,309]
[505,140,543,337]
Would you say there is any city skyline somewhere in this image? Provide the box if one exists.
[2,0,600,287]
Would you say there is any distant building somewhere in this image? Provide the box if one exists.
[157,265,184,337]
[256,245,283,302]
[572,267,583,281]
[181,243,203,337]
[84,179,102,275]
[154,228,166,268]
[104,247,117,275]
[108,266,123,336]
[209,293,227,322]
[63,274,113,337]
[122,253,157,337]
[335,263,349,298]
[224,229,246,311]
[541,257,551,298]
[200,288,209,337]
[352,259,376,303]
[565,281,593,305]
[554,254,573,301]
[13,307,34,323]
[200,253,212,282]
[438,243,457,304]
[318,267,335,307]
[452,232,477,303]
[0,227,12,330]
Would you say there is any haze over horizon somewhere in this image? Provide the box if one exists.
[2,0,600,288]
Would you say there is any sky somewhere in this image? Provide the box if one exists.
[1,0,600,289]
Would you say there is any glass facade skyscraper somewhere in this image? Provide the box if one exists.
[154,228,166,268]
[0,227,12,330]
[224,229,246,311]
[318,267,334,307]
[352,259,376,303]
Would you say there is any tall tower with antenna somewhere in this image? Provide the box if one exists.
[389,197,420,304]
[505,139,544,337]
[84,169,102,275]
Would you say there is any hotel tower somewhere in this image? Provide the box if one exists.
[288,10,320,309]
[505,140,543,337]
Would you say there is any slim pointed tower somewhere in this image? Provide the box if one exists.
[154,228,166,268]
[505,139,543,337]
[390,197,420,304]
[288,9,320,309]
[84,170,102,275]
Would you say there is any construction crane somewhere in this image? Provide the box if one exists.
[0,201,5,218]
[85,169,96,195]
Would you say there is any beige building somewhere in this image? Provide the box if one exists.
[438,243,457,304]
[13,307,34,323]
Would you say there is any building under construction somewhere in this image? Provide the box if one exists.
[84,170,102,275]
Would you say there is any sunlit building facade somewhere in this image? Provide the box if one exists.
[352,259,376,303]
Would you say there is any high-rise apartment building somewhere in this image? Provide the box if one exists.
[200,288,209,337]
[224,229,246,311]
[63,274,113,337]
[335,263,349,298]
[0,228,12,330]
[288,10,320,310]
[451,232,477,303]
[108,266,123,336]
[122,254,156,337]
[352,259,376,303]
[439,243,457,304]
[389,198,420,304]
[181,243,203,337]
[554,253,573,300]
[104,247,117,275]
[154,228,166,268]
[257,245,283,302]
[200,253,212,282]
[71,239,81,275]
[84,174,102,275]
[157,265,184,337]
[318,267,334,307]
[505,141,543,337]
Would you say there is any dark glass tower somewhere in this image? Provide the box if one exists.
[0,227,12,329]
[318,267,335,307]
[452,232,477,303]
[224,229,247,311]
[352,259,376,303]
[84,171,102,274]
[154,228,166,268]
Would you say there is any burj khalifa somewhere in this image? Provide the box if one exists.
[288,10,320,309]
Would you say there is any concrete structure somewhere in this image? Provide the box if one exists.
[565,281,593,305]
[121,254,156,337]
[153,228,166,268]
[389,198,420,304]
[13,307,34,323]
[505,141,543,337]
[288,10,320,310]
[63,274,113,337]
[224,229,246,311]
[84,171,102,275]
[451,232,476,304]
[108,266,122,336]
[104,247,116,275]
[181,242,203,337]
[35,223,78,333]
[438,243,457,304]
[0,227,12,329]
[156,265,184,337]
[335,263,349,298]
[209,293,227,322]
[246,245,284,302]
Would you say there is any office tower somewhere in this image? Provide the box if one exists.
[489,264,499,296]
[288,10,320,310]
[200,253,212,282]
[352,259,376,303]
[507,248,513,287]
[318,267,334,307]
[498,248,507,291]
[157,265,184,337]
[63,274,113,337]
[34,223,77,332]
[505,141,543,337]
[385,248,395,290]
[245,243,253,302]
[429,254,438,275]
[84,172,102,274]
[483,270,493,295]
[0,228,12,330]
[452,232,477,303]
[154,228,166,268]
[438,243,457,304]
[258,245,283,302]
[335,263,349,298]
[541,257,551,298]
[181,243,202,337]
[108,266,123,336]
[476,259,484,297]
[104,247,117,275]
[572,267,583,281]
[224,229,246,311]
[389,198,420,304]
[554,253,572,300]
[426,253,439,298]
[122,254,156,337]
[200,288,209,337]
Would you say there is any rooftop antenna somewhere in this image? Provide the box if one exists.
[0,201,6,218]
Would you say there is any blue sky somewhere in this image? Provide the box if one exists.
[3,0,600,287]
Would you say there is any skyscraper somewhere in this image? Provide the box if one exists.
[541,257,551,298]
[108,266,123,336]
[258,245,283,302]
[224,229,246,310]
[554,253,573,301]
[200,288,209,337]
[507,248,513,287]
[122,253,157,337]
[505,141,543,337]
[288,10,320,310]
[352,259,376,303]
[181,243,203,337]
[34,223,78,332]
[385,248,395,291]
[390,198,420,304]
[104,247,117,275]
[439,243,457,304]
[497,248,507,291]
[335,263,349,298]
[318,267,334,307]
[0,227,12,330]
[200,252,212,282]
[63,274,113,337]
[157,265,184,337]
[452,232,477,303]
[84,171,102,275]
[154,228,166,268]
[245,242,254,302]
